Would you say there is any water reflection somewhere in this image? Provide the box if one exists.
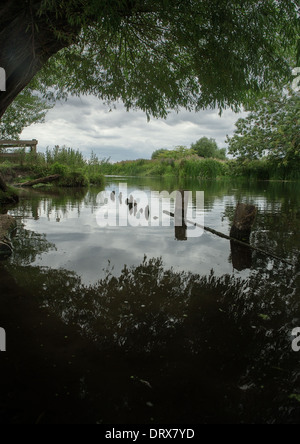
[1,178,300,423]
[6,179,300,282]
[230,241,253,271]
[2,254,300,424]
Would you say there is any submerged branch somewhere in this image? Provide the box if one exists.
[164,210,294,267]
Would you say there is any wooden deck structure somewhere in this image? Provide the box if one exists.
[0,139,38,156]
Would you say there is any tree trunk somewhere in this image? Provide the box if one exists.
[0,0,80,118]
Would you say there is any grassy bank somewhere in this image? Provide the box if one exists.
[100,157,300,181]
[101,157,229,179]
[0,146,105,188]
[0,186,19,205]
[1,146,299,184]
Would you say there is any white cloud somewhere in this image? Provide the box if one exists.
[21,95,247,162]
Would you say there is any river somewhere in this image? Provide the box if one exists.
[0,177,299,424]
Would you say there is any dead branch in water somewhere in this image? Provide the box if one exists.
[164,210,294,267]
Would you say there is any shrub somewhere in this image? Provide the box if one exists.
[50,162,70,176]
[89,173,105,186]
[58,170,89,187]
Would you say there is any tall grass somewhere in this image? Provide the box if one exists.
[45,145,86,168]
[100,157,228,179]
[100,156,300,181]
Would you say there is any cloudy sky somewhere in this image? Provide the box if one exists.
[21,95,246,162]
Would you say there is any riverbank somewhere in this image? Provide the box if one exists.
[0,162,104,189]
[1,142,299,183]
[99,158,300,181]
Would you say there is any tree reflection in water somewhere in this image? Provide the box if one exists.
[2,180,300,423]
[7,254,300,424]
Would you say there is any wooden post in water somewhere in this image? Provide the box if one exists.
[230,203,257,243]
[174,190,189,241]
[230,203,257,271]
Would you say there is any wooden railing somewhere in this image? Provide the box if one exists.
[0,139,38,155]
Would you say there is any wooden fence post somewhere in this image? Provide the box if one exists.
[230,203,257,243]
[174,190,189,241]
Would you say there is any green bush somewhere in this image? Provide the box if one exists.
[89,172,105,186]
[58,170,89,188]
[50,162,70,176]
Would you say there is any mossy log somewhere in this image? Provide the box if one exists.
[15,174,61,187]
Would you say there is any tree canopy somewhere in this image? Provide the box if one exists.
[191,137,226,160]
[0,0,299,120]
[152,146,195,160]
[226,86,300,169]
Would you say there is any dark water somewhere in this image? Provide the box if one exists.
[0,177,300,424]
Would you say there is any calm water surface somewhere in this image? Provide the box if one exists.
[0,177,300,424]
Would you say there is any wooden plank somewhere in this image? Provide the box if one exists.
[0,139,38,145]
[0,139,38,150]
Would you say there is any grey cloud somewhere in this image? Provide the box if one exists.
[22,95,247,161]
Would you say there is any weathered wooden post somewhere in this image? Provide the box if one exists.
[30,139,38,155]
[230,203,257,243]
[174,190,189,241]
[230,203,257,271]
